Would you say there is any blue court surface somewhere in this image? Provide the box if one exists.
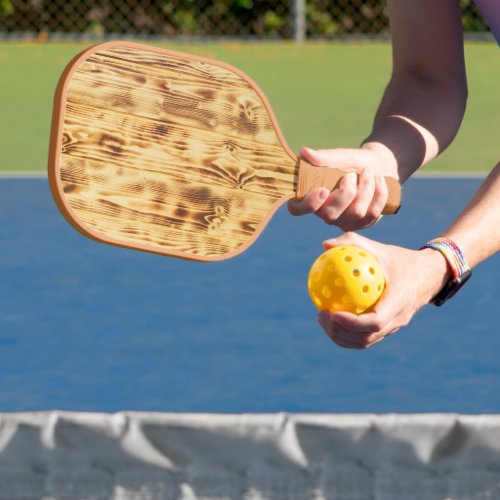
[0,176,498,413]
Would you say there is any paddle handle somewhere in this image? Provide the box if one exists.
[295,158,401,215]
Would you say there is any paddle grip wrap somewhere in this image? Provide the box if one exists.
[295,158,401,215]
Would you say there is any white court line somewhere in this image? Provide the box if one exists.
[414,170,487,178]
[0,171,47,178]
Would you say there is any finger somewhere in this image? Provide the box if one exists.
[322,231,369,250]
[321,325,366,349]
[332,299,401,340]
[316,172,358,224]
[319,309,395,349]
[331,336,365,349]
[319,310,371,333]
[340,176,388,230]
[339,213,383,232]
[327,167,379,231]
[288,187,330,216]
[329,317,391,349]
[319,311,374,349]
[320,172,391,231]
[330,311,385,335]
[344,165,376,220]
[328,326,382,349]
[365,176,389,220]
[363,335,386,348]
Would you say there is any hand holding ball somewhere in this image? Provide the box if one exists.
[308,245,385,314]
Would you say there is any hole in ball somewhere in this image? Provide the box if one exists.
[313,294,322,308]
[342,295,351,304]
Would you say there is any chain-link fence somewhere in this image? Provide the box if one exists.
[0,0,491,40]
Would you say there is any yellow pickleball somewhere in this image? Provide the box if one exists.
[308,245,385,314]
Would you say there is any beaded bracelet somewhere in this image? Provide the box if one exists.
[421,238,470,278]
[421,237,472,306]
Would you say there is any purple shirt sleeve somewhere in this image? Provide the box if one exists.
[473,0,500,44]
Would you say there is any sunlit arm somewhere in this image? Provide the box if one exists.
[442,162,500,267]
[362,0,468,181]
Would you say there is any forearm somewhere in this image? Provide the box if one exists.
[361,0,467,182]
[412,163,500,308]
[363,73,467,181]
[441,162,500,267]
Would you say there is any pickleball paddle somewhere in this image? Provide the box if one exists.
[48,41,401,262]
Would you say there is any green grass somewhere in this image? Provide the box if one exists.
[0,41,497,172]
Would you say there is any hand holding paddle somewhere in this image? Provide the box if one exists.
[289,146,399,231]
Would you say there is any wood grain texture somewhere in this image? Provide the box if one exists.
[53,43,298,260]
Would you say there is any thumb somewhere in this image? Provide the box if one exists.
[322,231,369,250]
[300,147,366,170]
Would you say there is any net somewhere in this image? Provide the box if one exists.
[1,412,500,499]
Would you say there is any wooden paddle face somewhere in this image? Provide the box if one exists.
[49,41,299,261]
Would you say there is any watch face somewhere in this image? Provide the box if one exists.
[432,269,472,306]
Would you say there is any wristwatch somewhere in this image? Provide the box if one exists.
[421,238,472,306]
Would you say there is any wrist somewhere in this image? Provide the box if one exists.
[361,141,399,178]
[418,248,452,302]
